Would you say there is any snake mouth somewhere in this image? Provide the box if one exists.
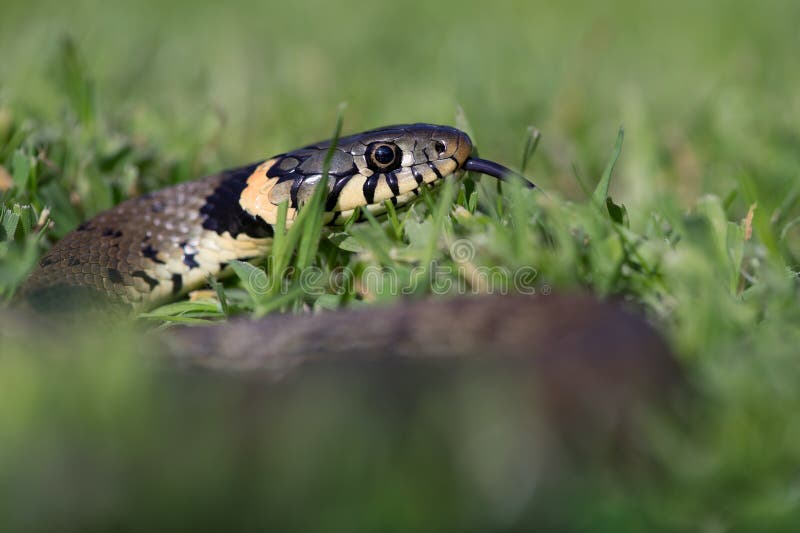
[463,158,536,189]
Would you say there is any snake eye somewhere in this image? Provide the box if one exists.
[374,145,394,164]
[434,141,446,154]
[366,142,401,172]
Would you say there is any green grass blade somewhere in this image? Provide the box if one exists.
[592,127,624,207]
[520,126,541,174]
[295,104,346,271]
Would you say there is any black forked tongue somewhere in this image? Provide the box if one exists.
[463,158,536,189]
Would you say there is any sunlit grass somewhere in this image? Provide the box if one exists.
[2,0,800,529]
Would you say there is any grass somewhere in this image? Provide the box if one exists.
[2,0,800,530]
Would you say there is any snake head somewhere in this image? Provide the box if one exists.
[239,123,534,226]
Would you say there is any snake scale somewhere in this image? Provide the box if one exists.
[21,123,533,312]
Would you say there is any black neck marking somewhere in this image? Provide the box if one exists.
[200,162,275,238]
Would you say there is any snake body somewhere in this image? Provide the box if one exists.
[22,124,528,312]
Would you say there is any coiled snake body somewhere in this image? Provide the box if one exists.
[22,124,532,311]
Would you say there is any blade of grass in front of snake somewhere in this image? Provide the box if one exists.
[382,198,403,242]
[421,178,457,273]
[229,260,270,309]
[263,121,335,305]
[206,273,229,316]
[264,199,290,300]
[295,104,346,273]
[255,105,347,311]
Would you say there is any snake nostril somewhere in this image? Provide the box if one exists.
[434,141,446,155]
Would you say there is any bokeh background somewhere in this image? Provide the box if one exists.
[2,0,800,530]
[3,0,798,202]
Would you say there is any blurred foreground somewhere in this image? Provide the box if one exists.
[2,293,685,531]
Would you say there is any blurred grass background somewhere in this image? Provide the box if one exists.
[2,0,800,530]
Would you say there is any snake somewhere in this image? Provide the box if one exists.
[20,123,535,313]
[13,123,683,427]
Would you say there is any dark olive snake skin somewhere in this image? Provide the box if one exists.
[22,166,271,310]
[22,124,500,312]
